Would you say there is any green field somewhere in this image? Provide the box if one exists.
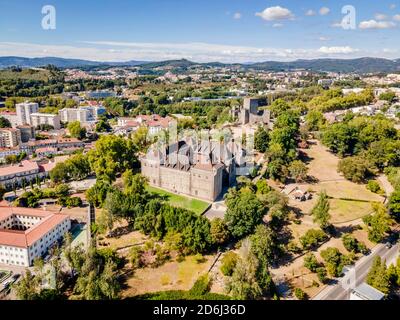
[0,69,52,81]
[146,186,210,215]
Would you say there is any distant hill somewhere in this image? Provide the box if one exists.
[1,56,400,74]
[0,56,146,69]
[248,58,400,73]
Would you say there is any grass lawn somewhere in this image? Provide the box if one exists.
[329,199,374,223]
[122,255,214,298]
[146,186,210,215]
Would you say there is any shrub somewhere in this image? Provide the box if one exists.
[194,253,206,264]
[299,229,328,250]
[316,267,328,284]
[303,253,319,272]
[220,252,238,276]
[294,288,307,300]
[189,275,211,296]
[129,247,143,269]
[367,180,383,194]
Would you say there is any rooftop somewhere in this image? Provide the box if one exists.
[351,283,385,300]
[0,206,69,248]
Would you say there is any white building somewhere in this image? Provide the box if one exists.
[0,128,21,148]
[0,160,56,189]
[350,283,385,300]
[0,207,71,267]
[16,102,39,126]
[30,113,61,130]
[59,105,106,124]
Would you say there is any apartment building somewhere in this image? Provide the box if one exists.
[0,128,21,148]
[30,113,61,130]
[0,207,71,267]
[16,102,39,125]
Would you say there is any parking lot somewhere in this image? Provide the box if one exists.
[0,265,25,299]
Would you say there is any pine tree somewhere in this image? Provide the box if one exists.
[311,191,331,229]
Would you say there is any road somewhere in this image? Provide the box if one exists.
[313,241,400,300]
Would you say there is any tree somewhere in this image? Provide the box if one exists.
[250,224,281,268]
[88,135,138,182]
[389,189,400,220]
[320,247,346,277]
[254,126,269,153]
[95,119,112,133]
[294,288,307,300]
[220,252,238,276]
[299,229,328,250]
[226,240,262,300]
[342,233,368,254]
[379,91,396,103]
[363,203,393,243]
[0,116,11,128]
[288,160,308,182]
[305,110,325,131]
[270,99,289,117]
[311,191,331,229]
[14,270,41,300]
[131,126,151,153]
[224,189,265,238]
[367,180,383,194]
[210,218,230,245]
[303,253,320,272]
[67,121,87,140]
[338,156,374,183]
[366,256,390,294]
[322,123,357,157]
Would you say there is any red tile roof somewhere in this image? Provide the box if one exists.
[0,207,69,248]
[0,160,39,177]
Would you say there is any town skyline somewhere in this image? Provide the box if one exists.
[1,0,400,63]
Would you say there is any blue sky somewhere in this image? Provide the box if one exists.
[0,0,400,62]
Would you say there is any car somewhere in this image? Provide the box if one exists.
[11,274,20,282]
[385,242,393,249]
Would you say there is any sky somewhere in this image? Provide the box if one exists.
[0,0,400,63]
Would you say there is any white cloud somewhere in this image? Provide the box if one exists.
[383,48,398,53]
[393,14,400,21]
[375,13,388,20]
[0,41,386,63]
[319,7,330,16]
[305,10,316,16]
[256,6,294,21]
[233,12,242,20]
[272,23,284,28]
[359,20,396,29]
[390,4,397,10]
[318,46,358,54]
[319,36,330,41]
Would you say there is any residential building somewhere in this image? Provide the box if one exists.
[0,160,55,189]
[59,105,106,123]
[0,128,21,148]
[30,113,61,130]
[0,207,71,267]
[16,102,39,125]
